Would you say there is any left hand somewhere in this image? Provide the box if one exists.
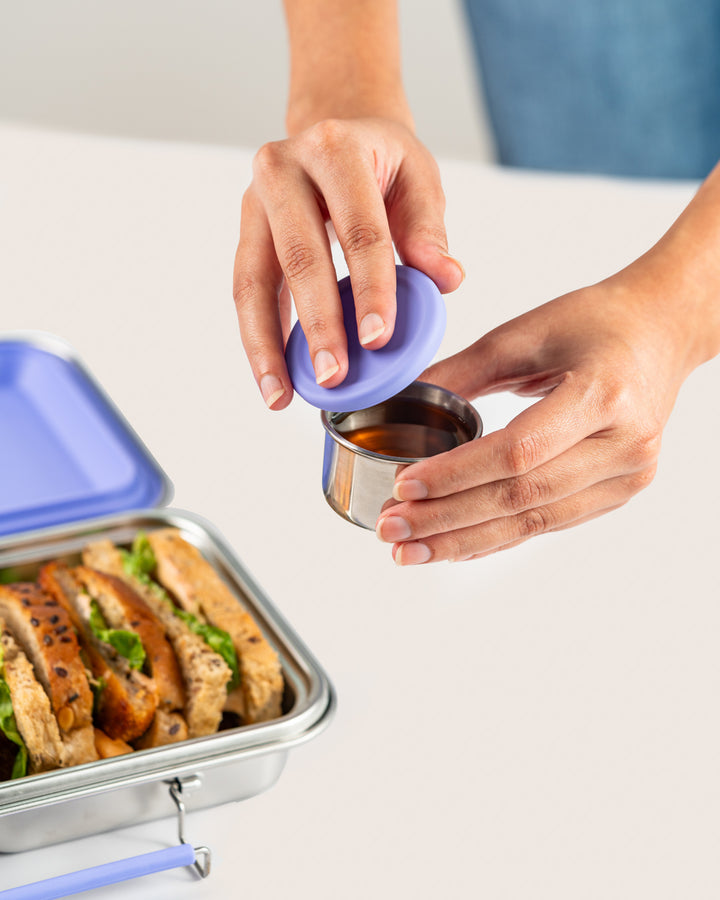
[375,274,697,564]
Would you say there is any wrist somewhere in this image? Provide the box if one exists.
[282,0,412,135]
[603,238,720,379]
[286,84,414,136]
[606,164,720,374]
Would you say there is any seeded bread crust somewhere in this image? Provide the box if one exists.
[133,708,188,750]
[0,583,97,767]
[149,529,284,724]
[39,562,157,744]
[0,619,63,774]
[82,540,231,738]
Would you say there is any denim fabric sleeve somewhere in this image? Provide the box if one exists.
[461,0,720,178]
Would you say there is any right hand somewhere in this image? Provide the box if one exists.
[233,116,465,409]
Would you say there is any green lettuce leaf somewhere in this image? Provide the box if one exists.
[173,608,240,691]
[0,645,28,779]
[0,567,25,585]
[121,533,157,584]
[121,533,239,690]
[88,599,146,671]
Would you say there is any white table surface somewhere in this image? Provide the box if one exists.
[1,123,718,899]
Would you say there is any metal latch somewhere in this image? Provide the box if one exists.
[167,775,212,879]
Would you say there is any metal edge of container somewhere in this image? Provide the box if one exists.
[320,380,484,464]
[0,508,335,826]
[0,329,175,510]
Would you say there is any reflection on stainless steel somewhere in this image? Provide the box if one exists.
[321,382,482,530]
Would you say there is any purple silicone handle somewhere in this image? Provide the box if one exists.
[0,843,196,899]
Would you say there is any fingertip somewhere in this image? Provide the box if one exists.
[400,247,465,295]
[260,373,292,410]
[436,252,465,293]
[314,348,349,388]
[358,312,387,348]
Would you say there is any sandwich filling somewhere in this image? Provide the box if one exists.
[0,643,28,779]
[120,534,239,691]
[87,599,146,672]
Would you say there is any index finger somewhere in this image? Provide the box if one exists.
[301,128,398,351]
[392,378,606,501]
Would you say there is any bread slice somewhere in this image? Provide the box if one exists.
[0,583,97,767]
[149,529,283,724]
[82,539,231,738]
[38,562,157,744]
[0,618,63,775]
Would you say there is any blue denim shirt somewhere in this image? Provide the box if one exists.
[462,0,720,178]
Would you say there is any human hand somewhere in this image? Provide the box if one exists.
[375,275,699,564]
[232,117,464,409]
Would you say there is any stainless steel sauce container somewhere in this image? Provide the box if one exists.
[321,381,483,529]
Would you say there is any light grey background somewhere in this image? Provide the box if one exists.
[0,0,495,161]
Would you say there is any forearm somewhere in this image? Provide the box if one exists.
[283,0,413,134]
[609,160,720,375]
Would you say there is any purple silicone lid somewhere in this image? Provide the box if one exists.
[285,265,446,412]
[0,333,172,537]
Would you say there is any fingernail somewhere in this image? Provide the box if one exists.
[314,349,340,384]
[395,542,431,566]
[393,479,428,502]
[359,313,386,346]
[441,251,465,285]
[376,515,412,543]
[260,374,284,408]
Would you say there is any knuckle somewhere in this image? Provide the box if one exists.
[627,429,663,469]
[306,118,348,156]
[232,272,257,312]
[505,431,545,477]
[500,473,544,514]
[595,377,633,421]
[252,140,285,180]
[341,220,389,257]
[517,507,551,537]
[280,238,319,283]
[300,315,329,345]
[625,464,657,496]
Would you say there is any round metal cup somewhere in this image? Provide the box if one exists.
[321,381,483,529]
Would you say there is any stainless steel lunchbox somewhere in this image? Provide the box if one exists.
[321,381,483,529]
[0,332,335,892]
[0,508,334,854]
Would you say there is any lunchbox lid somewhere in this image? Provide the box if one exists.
[285,265,446,412]
[0,331,173,536]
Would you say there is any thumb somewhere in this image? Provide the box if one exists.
[387,153,465,294]
[423,319,549,400]
[421,340,493,399]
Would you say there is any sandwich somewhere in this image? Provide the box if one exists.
[81,538,234,738]
[83,529,283,725]
[0,615,64,779]
[38,562,186,748]
[0,528,284,783]
[0,584,98,768]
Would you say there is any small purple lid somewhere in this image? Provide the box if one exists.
[285,265,446,412]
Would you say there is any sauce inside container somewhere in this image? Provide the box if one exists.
[335,399,474,459]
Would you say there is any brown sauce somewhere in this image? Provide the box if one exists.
[340,409,471,459]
